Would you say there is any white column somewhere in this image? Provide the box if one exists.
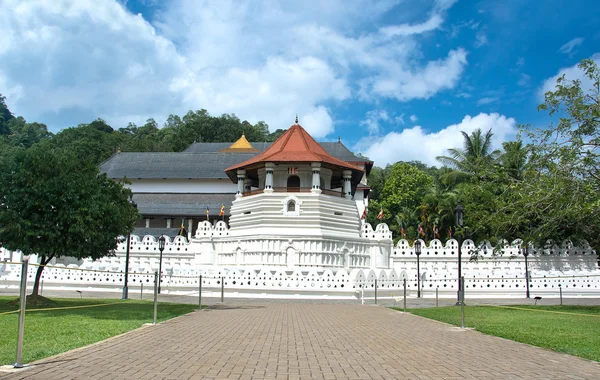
[145,218,150,228]
[264,162,274,194]
[244,178,252,193]
[343,170,352,199]
[188,218,193,240]
[236,169,246,198]
[166,218,172,228]
[311,162,322,194]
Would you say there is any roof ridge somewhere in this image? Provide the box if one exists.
[298,126,318,160]
[262,125,293,161]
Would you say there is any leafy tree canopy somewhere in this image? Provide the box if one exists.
[0,94,14,135]
[0,141,139,295]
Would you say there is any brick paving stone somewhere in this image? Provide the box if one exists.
[0,303,599,379]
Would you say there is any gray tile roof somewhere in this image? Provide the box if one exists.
[100,152,256,179]
[320,142,371,163]
[182,142,273,153]
[132,193,236,216]
[184,141,371,162]
[100,141,371,180]
[132,228,183,239]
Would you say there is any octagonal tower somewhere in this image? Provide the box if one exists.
[224,118,365,239]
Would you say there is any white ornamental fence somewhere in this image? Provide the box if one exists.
[1,238,599,298]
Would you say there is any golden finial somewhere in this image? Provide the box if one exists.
[295,115,298,124]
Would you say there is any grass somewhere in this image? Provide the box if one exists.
[403,304,600,362]
[0,296,197,365]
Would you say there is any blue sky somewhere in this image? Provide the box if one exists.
[1,0,599,166]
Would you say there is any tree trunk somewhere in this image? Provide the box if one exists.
[30,254,53,296]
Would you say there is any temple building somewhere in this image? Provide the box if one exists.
[99,119,373,239]
[3,118,598,299]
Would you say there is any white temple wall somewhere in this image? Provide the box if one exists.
[354,192,366,219]
[126,178,236,193]
[228,192,362,239]
[3,224,599,298]
[392,239,600,295]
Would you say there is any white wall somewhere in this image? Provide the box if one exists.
[228,192,363,239]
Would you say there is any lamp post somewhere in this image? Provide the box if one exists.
[455,201,464,305]
[523,243,530,298]
[157,235,166,294]
[122,197,138,300]
[414,240,422,298]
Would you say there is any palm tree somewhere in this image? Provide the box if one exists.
[395,206,419,240]
[418,185,457,240]
[499,140,529,180]
[436,128,501,181]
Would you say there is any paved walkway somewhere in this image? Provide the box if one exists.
[1,303,599,379]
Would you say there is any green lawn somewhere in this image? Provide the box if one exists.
[0,296,197,365]
[404,305,600,362]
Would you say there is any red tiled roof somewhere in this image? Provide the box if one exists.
[225,123,364,173]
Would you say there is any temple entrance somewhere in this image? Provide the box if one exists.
[287,175,300,191]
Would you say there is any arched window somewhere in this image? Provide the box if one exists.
[282,196,301,216]
[287,175,300,190]
[287,200,296,212]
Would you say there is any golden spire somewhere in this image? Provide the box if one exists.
[220,133,259,153]
[295,115,298,124]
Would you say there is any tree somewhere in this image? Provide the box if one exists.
[436,128,501,181]
[516,58,600,249]
[379,163,433,238]
[5,117,52,148]
[533,58,600,185]
[0,142,139,296]
[0,94,14,135]
[52,124,123,165]
[365,165,389,201]
[88,118,114,133]
[417,184,457,241]
[268,128,286,142]
[498,140,529,181]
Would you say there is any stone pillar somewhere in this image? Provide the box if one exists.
[264,162,274,194]
[311,162,322,194]
[188,218,193,240]
[236,169,246,198]
[166,218,172,228]
[145,218,150,228]
[343,170,352,199]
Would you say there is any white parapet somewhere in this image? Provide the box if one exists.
[2,234,598,298]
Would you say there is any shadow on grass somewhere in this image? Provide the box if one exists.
[0,296,197,322]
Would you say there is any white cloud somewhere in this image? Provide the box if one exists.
[539,53,600,100]
[380,15,443,37]
[366,48,468,101]
[360,109,391,135]
[301,106,335,138]
[476,97,499,106]
[410,114,418,122]
[0,0,186,127]
[474,31,488,48]
[0,0,465,137]
[517,73,530,87]
[558,37,584,56]
[355,113,517,167]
